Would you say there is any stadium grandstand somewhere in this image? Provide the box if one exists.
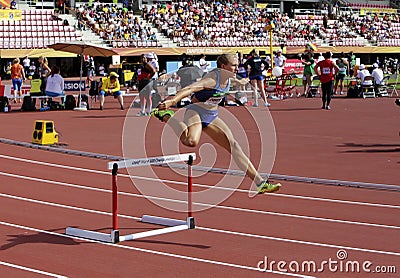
[0,0,399,67]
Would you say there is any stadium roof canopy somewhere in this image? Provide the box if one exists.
[0,49,76,58]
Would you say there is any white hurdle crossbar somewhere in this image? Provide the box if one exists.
[66,153,196,243]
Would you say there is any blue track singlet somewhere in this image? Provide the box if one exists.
[191,70,231,108]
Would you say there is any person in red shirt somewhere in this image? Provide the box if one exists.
[314,52,339,110]
[136,54,156,116]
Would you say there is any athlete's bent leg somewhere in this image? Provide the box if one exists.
[161,109,203,147]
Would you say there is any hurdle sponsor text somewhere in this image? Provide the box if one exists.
[108,153,195,170]
[128,156,183,167]
[257,249,397,274]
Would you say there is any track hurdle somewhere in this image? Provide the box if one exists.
[66,153,196,243]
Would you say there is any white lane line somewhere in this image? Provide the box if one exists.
[0,261,67,278]
[199,227,400,257]
[1,193,399,257]
[0,171,399,230]
[0,221,313,278]
[0,154,399,209]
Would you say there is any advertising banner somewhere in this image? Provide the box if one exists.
[284,59,303,74]
[64,80,86,91]
[0,9,22,21]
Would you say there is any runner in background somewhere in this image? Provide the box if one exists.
[11,58,26,103]
[314,52,339,110]
[333,55,349,95]
[244,49,270,107]
[236,52,249,104]
[301,51,314,97]
[136,54,156,116]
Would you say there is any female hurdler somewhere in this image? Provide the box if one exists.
[152,53,281,194]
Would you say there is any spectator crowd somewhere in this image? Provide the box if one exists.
[73,0,400,48]
[74,1,159,47]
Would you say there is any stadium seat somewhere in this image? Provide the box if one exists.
[362,76,376,98]
[307,75,321,97]
[375,76,390,97]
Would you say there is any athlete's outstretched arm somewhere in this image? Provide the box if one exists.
[158,75,217,110]
[231,76,250,86]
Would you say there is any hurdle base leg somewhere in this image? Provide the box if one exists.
[111,229,120,243]
[141,215,195,229]
[114,216,196,242]
[141,215,187,227]
[66,227,120,243]
[187,217,195,229]
[119,224,188,242]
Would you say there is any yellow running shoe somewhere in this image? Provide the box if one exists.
[257,180,281,194]
[151,108,174,122]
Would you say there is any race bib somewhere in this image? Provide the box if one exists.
[204,96,224,107]
[322,67,331,74]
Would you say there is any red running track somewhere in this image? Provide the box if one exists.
[0,96,399,277]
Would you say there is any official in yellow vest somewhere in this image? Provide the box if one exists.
[99,72,124,110]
